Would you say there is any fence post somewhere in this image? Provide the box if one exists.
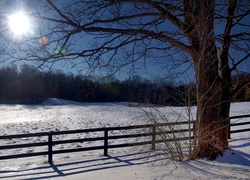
[104,129,108,156]
[152,125,156,150]
[228,118,231,139]
[48,131,53,163]
[193,121,197,148]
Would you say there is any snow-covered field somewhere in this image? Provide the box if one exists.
[0,98,249,179]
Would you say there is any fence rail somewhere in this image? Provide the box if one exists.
[0,121,195,162]
[229,114,250,136]
[0,114,249,162]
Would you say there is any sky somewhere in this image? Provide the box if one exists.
[0,0,249,83]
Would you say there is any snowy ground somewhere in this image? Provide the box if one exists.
[0,98,249,179]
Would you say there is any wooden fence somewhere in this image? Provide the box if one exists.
[229,114,250,138]
[0,114,249,163]
[0,121,195,163]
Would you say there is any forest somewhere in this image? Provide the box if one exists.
[0,64,249,105]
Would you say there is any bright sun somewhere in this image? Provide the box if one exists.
[8,12,31,36]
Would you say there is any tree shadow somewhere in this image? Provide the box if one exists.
[215,149,250,166]
[180,156,250,180]
[171,137,250,179]
[229,137,250,149]
[0,150,166,180]
[178,139,250,179]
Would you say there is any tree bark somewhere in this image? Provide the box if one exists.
[189,0,229,160]
[219,0,236,140]
[193,54,229,160]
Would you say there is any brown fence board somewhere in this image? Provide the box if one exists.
[0,132,49,139]
[155,128,194,135]
[52,137,105,145]
[229,114,250,119]
[0,151,48,160]
[230,121,250,126]
[155,136,194,143]
[0,142,48,150]
[231,128,250,134]
[108,132,152,140]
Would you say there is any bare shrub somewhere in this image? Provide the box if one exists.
[142,106,195,161]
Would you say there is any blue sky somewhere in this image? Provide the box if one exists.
[0,0,249,84]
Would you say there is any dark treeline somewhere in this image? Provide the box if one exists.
[0,64,249,105]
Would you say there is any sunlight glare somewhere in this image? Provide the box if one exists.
[8,12,31,36]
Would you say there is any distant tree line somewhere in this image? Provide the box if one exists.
[0,64,249,105]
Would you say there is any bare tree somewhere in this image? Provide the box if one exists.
[1,0,249,159]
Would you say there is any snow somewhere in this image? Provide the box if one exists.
[0,98,249,179]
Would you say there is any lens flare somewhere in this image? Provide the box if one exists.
[55,45,67,56]
[39,37,48,45]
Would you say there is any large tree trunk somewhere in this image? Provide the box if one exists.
[189,0,229,160]
[193,54,229,160]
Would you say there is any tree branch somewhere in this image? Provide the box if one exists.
[77,26,193,54]
[231,54,250,71]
